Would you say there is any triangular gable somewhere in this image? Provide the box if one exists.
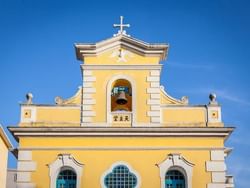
[75,34,169,61]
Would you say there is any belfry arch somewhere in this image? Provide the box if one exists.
[106,75,136,125]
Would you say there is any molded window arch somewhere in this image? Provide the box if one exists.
[48,154,83,188]
[157,154,194,188]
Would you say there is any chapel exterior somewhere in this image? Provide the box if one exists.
[9,17,234,188]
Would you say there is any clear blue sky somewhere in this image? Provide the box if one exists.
[0,0,249,187]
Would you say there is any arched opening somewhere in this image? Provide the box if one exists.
[165,170,185,188]
[111,79,132,112]
[56,169,77,188]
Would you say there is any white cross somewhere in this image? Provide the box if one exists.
[113,16,130,36]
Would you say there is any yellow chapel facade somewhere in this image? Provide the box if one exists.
[9,17,234,188]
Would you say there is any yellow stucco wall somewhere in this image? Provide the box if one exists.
[162,108,207,126]
[36,107,80,124]
[0,137,8,188]
[20,136,223,188]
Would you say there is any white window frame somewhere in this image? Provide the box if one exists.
[101,161,141,188]
[157,154,194,188]
[48,154,83,188]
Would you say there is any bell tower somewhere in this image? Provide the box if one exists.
[75,17,168,126]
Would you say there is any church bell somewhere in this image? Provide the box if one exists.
[116,91,128,105]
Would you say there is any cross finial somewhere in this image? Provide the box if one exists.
[113,16,130,36]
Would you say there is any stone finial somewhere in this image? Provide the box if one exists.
[209,93,218,105]
[26,93,33,104]
[55,96,63,105]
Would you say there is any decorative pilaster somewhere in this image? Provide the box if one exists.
[146,70,161,123]
[81,70,96,125]
[206,150,234,188]
[16,150,36,188]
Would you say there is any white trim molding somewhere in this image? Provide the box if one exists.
[157,153,194,188]
[81,64,163,70]
[205,149,234,188]
[21,106,37,123]
[16,150,36,188]
[75,34,168,61]
[81,68,97,124]
[9,127,234,140]
[48,154,83,188]
[101,161,141,188]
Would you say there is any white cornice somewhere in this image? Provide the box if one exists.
[9,127,234,141]
[81,64,162,70]
[75,35,168,61]
[18,146,227,151]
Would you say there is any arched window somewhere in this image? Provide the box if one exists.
[56,169,77,188]
[49,154,83,188]
[165,170,185,188]
[157,154,194,188]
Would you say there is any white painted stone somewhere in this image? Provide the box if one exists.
[82,117,92,123]
[83,87,96,93]
[17,172,31,182]
[147,111,160,117]
[82,105,92,111]
[147,76,160,82]
[83,70,92,76]
[150,82,160,88]
[151,93,160,99]
[18,151,32,161]
[16,183,36,188]
[212,172,226,183]
[207,183,226,188]
[151,105,160,111]
[82,93,92,99]
[18,161,36,171]
[83,76,96,82]
[211,150,225,161]
[147,99,160,105]
[147,88,160,94]
[21,107,37,123]
[150,70,160,76]
[207,106,222,123]
[82,99,96,105]
[151,117,161,123]
[82,111,96,117]
[206,161,226,172]
[83,82,93,88]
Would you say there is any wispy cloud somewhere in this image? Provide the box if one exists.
[167,61,214,70]
[181,88,250,106]
[215,90,250,106]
